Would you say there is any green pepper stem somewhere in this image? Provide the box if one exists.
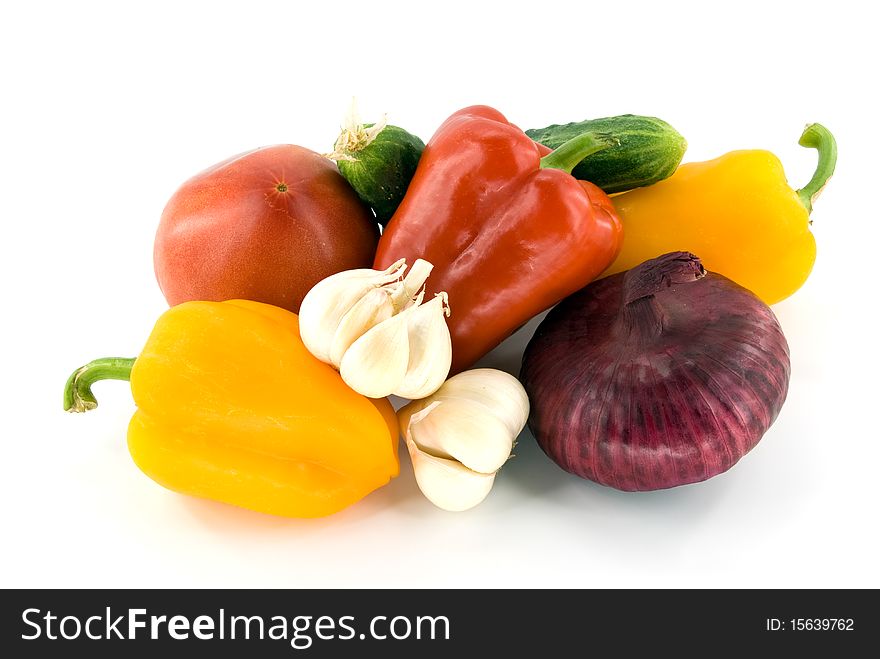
[796,123,837,214]
[63,357,135,413]
[539,130,618,174]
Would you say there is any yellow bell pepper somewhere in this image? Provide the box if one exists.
[64,299,399,518]
[605,124,837,304]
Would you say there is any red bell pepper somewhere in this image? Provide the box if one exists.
[374,105,624,374]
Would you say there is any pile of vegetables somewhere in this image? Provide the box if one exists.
[64,102,836,517]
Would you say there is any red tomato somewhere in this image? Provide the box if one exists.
[154,145,378,312]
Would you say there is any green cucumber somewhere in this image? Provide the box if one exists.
[330,121,424,226]
[526,115,687,194]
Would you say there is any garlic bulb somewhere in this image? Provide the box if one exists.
[298,258,451,399]
[398,369,530,511]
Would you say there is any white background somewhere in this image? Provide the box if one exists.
[2,0,877,588]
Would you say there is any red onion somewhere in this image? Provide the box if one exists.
[519,252,790,491]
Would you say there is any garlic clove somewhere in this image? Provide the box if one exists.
[405,437,497,512]
[393,292,451,400]
[408,397,515,474]
[338,295,422,398]
[397,367,530,512]
[328,287,394,368]
[388,258,434,311]
[299,259,406,363]
[428,369,530,438]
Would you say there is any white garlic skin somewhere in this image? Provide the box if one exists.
[297,259,452,400]
[298,260,406,364]
[399,369,530,512]
[405,438,497,512]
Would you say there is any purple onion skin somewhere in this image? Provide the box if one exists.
[520,252,791,491]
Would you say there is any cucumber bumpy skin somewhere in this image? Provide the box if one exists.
[526,115,687,194]
[333,123,425,226]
